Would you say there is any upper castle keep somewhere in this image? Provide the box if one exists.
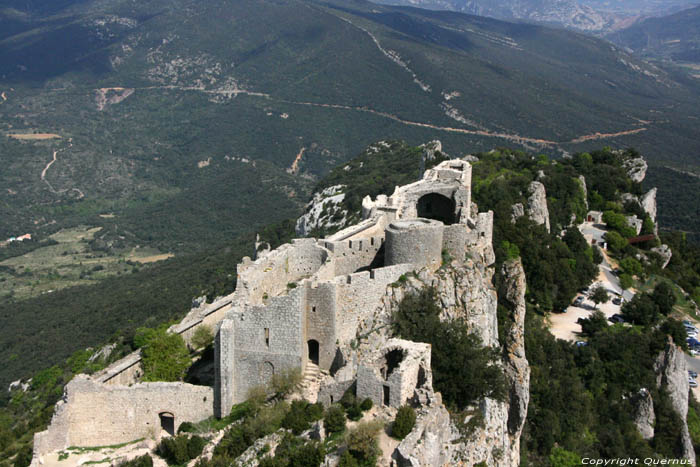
[33,159,495,460]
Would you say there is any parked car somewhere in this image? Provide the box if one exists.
[688,331,698,339]
[609,314,625,323]
[688,338,700,347]
[575,341,588,347]
[581,287,590,295]
[689,370,698,379]
[612,297,622,305]
[690,377,698,388]
[577,317,586,325]
[686,325,699,333]
[691,349,700,357]
[684,320,694,327]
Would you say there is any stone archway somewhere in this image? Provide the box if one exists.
[260,361,274,385]
[417,193,456,225]
[308,340,320,366]
[159,412,175,436]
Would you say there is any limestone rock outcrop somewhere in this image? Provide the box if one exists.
[632,388,655,440]
[623,157,648,183]
[420,140,442,161]
[526,181,550,232]
[651,244,672,269]
[578,175,588,210]
[654,338,695,464]
[499,259,530,464]
[295,185,349,237]
[511,203,525,224]
[640,188,657,224]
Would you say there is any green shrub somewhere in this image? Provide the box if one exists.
[338,451,359,467]
[360,398,373,411]
[119,454,153,467]
[345,420,383,464]
[391,406,416,440]
[282,400,323,435]
[271,367,302,396]
[140,327,191,382]
[324,405,346,434]
[191,325,214,350]
[346,404,363,422]
[619,273,633,290]
[177,422,196,434]
[157,435,206,465]
[270,434,325,467]
[549,447,581,467]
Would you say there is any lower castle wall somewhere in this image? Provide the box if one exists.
[443,224,469,262]
[33,377,213,457]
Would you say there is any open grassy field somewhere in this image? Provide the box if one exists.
[0,226,172,301]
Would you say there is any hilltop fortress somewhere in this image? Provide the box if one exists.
[33,159,499,463]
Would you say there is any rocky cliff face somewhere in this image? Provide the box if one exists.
[623,157,648,183]
[654,338,696,464]
[632,388,655,441]
[641,188,658,225]
[295,185,349,237]
[336,250,529,466]
[526,181,551,233]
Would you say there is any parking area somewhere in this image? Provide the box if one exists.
[549,238,630,342]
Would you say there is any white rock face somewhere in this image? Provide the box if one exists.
[623,157,648,183]
[578,175,588,210]
[654,339,696,464]
[641,188,657,224]
[511,203,525,224]
[526,181,550,232]
[295,185,348,237]
[632,388,655,440]
[651,244,672,269]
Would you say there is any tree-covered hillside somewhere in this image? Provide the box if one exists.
[1,0,699,260]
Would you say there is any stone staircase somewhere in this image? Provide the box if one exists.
[297,362,325,403]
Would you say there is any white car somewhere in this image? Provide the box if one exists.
[688,331,698,338]
[687,326,699,334]
[691,349,700,357]
[690,377,698,388]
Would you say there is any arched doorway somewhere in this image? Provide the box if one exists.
[307,340,319,365]
[417,193,456,225]
[260,361,274,385]
[159,412,175,436]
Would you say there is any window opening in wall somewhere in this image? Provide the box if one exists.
[308,339,320,365]
[382,349,404,379]
[371,237,375,246]
[159,412,175,436]
[383,385,390,406]
[312,306,317,312]
[417,193,457,225]
[265,328,270,348]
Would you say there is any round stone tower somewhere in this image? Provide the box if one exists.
[385,218,444,270]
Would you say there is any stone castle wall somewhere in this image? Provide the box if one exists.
[333,264,415,346]
[236,239,330,305]
[34,377,213,458]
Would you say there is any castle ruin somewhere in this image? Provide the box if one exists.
[33,159,495,461]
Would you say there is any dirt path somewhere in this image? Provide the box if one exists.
[567,127,647,143]
[40,140,77,195]
[0,92,6,103]
[287,147,306,174]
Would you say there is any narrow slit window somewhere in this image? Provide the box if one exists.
[265,328,270,348]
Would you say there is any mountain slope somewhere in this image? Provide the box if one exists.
[0,0,699,257]
[607,5,700,62]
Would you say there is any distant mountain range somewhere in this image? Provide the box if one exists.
[0,0,699,257]
[607,4,700,62]
[373,0,700,31]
